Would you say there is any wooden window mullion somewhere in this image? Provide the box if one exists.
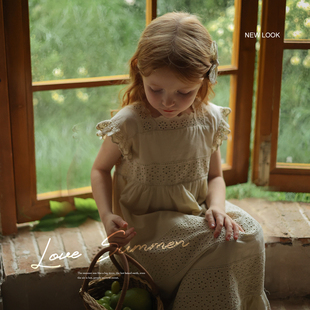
[252,0,285,186]
[146,0,157,25]
[32,75,130,92]
[3,0,38,224]
[223,0,259,185]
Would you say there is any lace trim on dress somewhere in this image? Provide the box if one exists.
[132,103,197,131]
[117,156,210,186]
[96,120,132,159]
[211,107,231,153]
[131,102,230,138]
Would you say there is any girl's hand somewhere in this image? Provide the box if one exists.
[103,213,136,248]
[205,206,244,241]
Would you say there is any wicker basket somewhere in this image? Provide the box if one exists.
[79,245,164,310]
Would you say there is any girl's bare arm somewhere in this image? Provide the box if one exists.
[205,149,244,240]
[91,136,136,246]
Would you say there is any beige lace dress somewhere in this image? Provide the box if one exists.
[96,101,270,310]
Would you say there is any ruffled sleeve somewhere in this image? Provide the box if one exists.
[210,104,231,153]
[96,106,137,159]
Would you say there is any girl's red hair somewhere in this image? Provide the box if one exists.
[121,12,216,108]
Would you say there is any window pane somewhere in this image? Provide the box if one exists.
[29,0,145,82]
[277,49,310,163]
[157,0,235,66]
[33,85,124,194]
[212,75,232,163]
[285,0,310,39]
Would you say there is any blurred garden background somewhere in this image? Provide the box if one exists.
[28,0,310,200]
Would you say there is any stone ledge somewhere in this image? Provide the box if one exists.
[228,198,310,244]
[1,219,106,276]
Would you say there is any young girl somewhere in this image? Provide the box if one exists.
[91,12,270,309]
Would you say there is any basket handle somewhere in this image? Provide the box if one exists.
[80,245,129,310]
[110,250,160,296]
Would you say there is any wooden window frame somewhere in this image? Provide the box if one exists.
[0,0,18,235]
[2,0,258,235]
[252,0,310,193]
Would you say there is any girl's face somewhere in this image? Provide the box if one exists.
[142,67,203,119]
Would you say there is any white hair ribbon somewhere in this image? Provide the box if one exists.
[208,41,219,85]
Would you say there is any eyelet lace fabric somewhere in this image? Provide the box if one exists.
[96,102,230,187]
[132,102,230,136]
[127,203,262,282]
[172,253,267,309]
[170,204,269,309]
[133,102,230,153]
[96,102,230,160]
[96,119,132,159]
[133,103,198,131]
[211,106,231,153]
[118,157,210,186]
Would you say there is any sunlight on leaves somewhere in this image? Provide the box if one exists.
[74,197,98,212]
[50,200,73,217]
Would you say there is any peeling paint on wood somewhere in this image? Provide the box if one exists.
[258,137,272,186]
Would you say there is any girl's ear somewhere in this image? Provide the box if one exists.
[131,58,138,69]
[197,78,210,102]
[131,58,143,78]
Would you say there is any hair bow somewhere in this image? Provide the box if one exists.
[208,41,219,85]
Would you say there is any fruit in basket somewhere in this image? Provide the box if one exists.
[108,287,152,310]
[99,296,111,304]
[96,299,105,305]
[105,290,113,297]
[96,300,112,309]
[122,288,152,310]
[110,292,122,309]
[111,281,121,294]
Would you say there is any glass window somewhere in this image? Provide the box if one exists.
[285,0,310,40]
[33,85,124,194]
[157,0,235,66]
[277,49,310,163]
[212,75,232,163]
[29,0,146,81]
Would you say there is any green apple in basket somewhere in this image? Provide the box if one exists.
[121,287,152,310]
[107,281,153,310]
[98,296,111,304]
[111,280,121,294]
[96,299,113,310]
[105,290,113,297]
[110,292,122,309]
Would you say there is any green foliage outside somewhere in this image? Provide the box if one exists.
[226,182,310,202]
[29,0,309,198]
[32,197,101,231]
[277,0,310,163]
